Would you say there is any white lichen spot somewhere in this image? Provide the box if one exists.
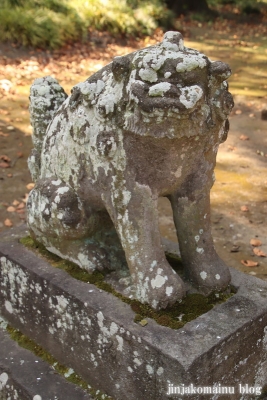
[195,235,200,243]
[97,311,104,328]
[0,372,8,389]
[116,335,123,352]
[200,271,207,280]
[49,326,55,334]
[164,72,172,79]
[57,186,69,195]
[173,166,182,178]
[133,358,142,366]
[151,260,157,269]
[128,366,133,373]
[157,367,164,376]
[199,229,203,234]
[56,320,62,328]
[5,300,13,314]
[35,283,42,294]
[179,85,203,109]
[64,368,74,378]
[97,76,124,114]
[152,300,158,309]
[56,295,68,312]
[51,179,61,186]
[196,247,204,254]
[148,82,171,97]
[151,274,167,289]
[146,365,154,375]
[110,322,118,335]
[33,396,42,400]
[176,54,207,72]
[166,286,173,296]
[139,68,158,83]
[215,274,221,280]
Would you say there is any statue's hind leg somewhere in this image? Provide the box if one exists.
[27,178,125,272]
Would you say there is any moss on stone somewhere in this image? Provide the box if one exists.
[134,314,143,323]
[6,324,113,400]
[129,291,232,329]
[20,235,233,330]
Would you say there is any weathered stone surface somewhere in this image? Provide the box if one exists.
[27,31,234,310]
[0,319,93,400]
[0,227,267,400]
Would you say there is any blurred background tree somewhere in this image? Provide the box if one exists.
[0,0,265,49]
[166,0,210,15]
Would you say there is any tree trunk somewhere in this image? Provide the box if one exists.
[165,0,210,16]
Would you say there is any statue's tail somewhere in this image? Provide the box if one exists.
[28,76,67,181]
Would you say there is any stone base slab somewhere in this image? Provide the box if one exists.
[0,318,93,400]
[1,226,267,400]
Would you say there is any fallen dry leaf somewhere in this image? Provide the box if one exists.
[4,218,13,227]
[12,200,20,206]
[0,132,9,137]
[241,260,259,267]
[241,205,249,212]
[253,248,266,257]
[235,109,242,115]
[26,183,35,190]
[17,202,25,210]
[228,145,236,151]
[0,155,11,162]
[7,206,16,212]
[250,239,262,247]
[7,173,13,178]
[239,134,249,141]
[0,162,10,168]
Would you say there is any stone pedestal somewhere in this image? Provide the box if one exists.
[0,226,267,400]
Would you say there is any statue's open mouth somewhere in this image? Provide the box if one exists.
[130,80,204,115]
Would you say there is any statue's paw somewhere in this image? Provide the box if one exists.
[135,265,186,310]
[189,257,231,295]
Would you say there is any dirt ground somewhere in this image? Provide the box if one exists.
[0,17,267,281]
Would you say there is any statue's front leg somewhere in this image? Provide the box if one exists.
[103,182,185,310]
[170,173,231,294]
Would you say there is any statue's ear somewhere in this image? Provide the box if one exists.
[209,61,231,82]
[112,56,131,81]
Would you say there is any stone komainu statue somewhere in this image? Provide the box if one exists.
[27,32,234,310]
